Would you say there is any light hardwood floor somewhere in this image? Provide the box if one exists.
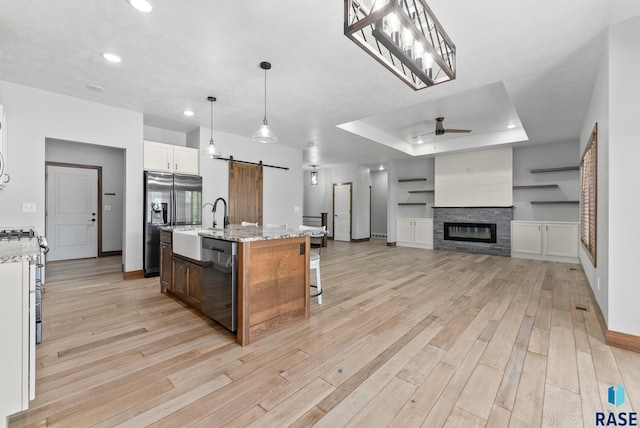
[9,240,640,427]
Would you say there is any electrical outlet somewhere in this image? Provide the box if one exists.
[293,206,300,212]
[597,277,601,291]
[22,202,36,213]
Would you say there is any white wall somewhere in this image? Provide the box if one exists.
[370,170,388,236]
[580,35,610,324]
[580,15,640,338]
[0,80,143,272]
[191,127,304,229]
[512,141,580,221]
[607,15,640,336]
[45,139,125,253]
[435,147,513,207]
[143,126,187,146]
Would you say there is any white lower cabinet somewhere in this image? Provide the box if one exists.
[511,221,579,262]
[396,218,433,249]
[511,222,543,255]
[1,260,32,428]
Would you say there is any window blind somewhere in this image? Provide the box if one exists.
[580,123,597,266]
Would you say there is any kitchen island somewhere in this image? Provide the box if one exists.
[161,225,311,346]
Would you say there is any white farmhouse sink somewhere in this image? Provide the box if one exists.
[172,229,213,261]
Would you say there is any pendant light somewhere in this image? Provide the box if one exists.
[204,96,222,158]
[251,61,278,144]
[310,165,319,185]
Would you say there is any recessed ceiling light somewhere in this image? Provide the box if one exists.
[416,138,424,144]
[507,124,516,129]
[86,84,104,92]
[183,110,194,117]
[128,0,153,12]
[102,52,122,63]
[379,165,384,171]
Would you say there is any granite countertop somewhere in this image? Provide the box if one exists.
[162,224,319,243]
[0,239,41,263]
[159,225,205,232]
[198,224,316,242]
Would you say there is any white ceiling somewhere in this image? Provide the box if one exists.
[1,1,639,168]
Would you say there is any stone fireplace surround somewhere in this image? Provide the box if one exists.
[433,207,513,257]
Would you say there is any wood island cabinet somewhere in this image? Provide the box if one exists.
[161,227,311,347]
[171,255,203,309]
[159,230,172,292]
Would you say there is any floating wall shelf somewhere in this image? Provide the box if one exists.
[513,184,559,189]
[408,190,434,193]
[398,178,427,182]
[398,203,428,206]
[530,201,579,205]
[530,166,579,173]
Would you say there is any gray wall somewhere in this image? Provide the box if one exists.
[370,170,388,236]
[45,138,125,253]
[143,126,187,146]
[512,140,580,221]
[387,157,435,243]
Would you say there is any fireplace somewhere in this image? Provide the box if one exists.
[444,222,496,243]
[433,207,513,257]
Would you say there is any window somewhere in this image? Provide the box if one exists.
[580,123,597,266]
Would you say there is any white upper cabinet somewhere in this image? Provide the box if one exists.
[0,105,9,189]
[143,141,199,175]
[143,141,172,172]
[173,146,199,175]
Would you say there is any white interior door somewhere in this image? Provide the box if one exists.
[333,183,351,242]
[46,165,98,261]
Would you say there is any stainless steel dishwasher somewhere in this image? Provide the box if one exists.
[201,237,237,332]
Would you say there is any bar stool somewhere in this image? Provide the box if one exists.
[299,225,326,304]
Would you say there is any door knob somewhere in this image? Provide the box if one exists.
[89,219,96,222]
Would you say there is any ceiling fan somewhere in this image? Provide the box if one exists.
[413,117,472,141]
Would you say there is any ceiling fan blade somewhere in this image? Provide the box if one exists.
[412,131,436,139]
[445,128,472,133]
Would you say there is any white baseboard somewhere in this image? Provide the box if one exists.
[511,252,579,264]
[397,242,433,250]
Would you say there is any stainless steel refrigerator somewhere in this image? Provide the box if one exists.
[144,171,202,277]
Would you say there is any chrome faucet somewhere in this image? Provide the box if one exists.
[211,197,229,229]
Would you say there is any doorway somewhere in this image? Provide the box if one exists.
[333,183,352,242]
[45,163,101,261]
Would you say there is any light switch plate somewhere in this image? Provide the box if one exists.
[22,202,36,213]
[104,205,112,211]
